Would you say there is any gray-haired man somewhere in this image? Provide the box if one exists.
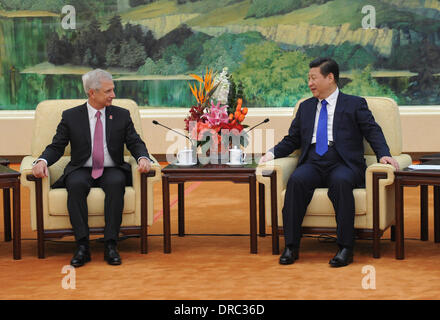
[32,69,152,267]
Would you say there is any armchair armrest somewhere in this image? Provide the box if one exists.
[256,156,299,189]
[364,153,412,231]
[256,156,299,228]
[128,155,161,188]
[20,155,51,194]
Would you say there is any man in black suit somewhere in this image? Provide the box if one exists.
[32,69,152,267]
[260,58,399,267]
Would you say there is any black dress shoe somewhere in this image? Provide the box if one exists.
[70,245,91,268]
[329,248,353,268]
[104,242,122,265]
[279,246,299,265]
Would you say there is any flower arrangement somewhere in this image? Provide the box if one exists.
[184,67,248,157]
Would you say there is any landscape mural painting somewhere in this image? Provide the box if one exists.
[0,0,439,110]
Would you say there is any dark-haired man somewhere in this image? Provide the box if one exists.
[260,58,399,267]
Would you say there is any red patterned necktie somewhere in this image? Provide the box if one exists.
[91,110,104,179]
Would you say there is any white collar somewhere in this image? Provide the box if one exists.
[319,87,339,106]
[87,101,106,119]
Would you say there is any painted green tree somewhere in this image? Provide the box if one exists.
[342,65,398,102]
[234,42,310,107]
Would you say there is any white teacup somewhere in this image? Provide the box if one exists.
[177,148,193,165]
[229,146,246,164]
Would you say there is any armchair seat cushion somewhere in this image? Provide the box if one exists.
[281,188,367,216]
[48,187,136,216]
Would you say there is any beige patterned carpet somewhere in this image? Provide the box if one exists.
[1,164,440,300]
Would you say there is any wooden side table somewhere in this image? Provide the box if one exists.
[394,167,440,259]
[419,157,440,241]
[161,162,258,254]
[0,164,21,259]
[0,158,12,242]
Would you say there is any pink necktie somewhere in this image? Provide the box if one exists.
[91,111,104,179]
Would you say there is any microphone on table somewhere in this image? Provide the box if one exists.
[152,120,192,141]
[244,118,270,134]
[152,120,196,147]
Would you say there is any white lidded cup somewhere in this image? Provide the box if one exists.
[229,145,246,164]
[177,148,193,165]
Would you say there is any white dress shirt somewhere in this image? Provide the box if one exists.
[84,102,116,168]
[311,87,339,145]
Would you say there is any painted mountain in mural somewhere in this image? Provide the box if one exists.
[0,0,439,109]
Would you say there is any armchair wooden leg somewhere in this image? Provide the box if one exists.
[3,189,11,242]
[270,172,279,255]
[434,186,440,243]
[178,183,185,237]
[27,174,45,258]
[420,185,429,241]
[372,172,387,258]
[391,225,396,242]
[140,172,148,254]
[162,175,171,253]
[258,183,266,237]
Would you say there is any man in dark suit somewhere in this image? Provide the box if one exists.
[260,58,399,267]
[32,69,152,267]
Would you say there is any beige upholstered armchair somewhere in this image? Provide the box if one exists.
[20,99,161,258]
[256,97,412,258]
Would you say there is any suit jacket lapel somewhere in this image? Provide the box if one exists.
[80,103,91,148]
[306,98,318,144]
[333,91,346,141]
[105,105,113,145]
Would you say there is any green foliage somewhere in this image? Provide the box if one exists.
[0,0,63,11]
[198,32,264,73]
[105,42,120,67]
[233,42,310,107]
[137,56,189,75]
[137,58,160,75]
[176,0,202,4]
[304,42,376,71]
[246,0,330,19]
[341,66,398,101]
[47,33,73,65]
[0,0,117,19]
[130,0,156,7]
[173,32,213,70]
[47,14,156,70]
[120,38,148,69]
[138,31,262,76]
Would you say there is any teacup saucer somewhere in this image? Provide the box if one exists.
[225,162,245,166]
[174,161,197,167]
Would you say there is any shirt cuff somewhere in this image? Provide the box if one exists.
[32,158,48,166]
[266,150,275,160]
[137,156,152,163]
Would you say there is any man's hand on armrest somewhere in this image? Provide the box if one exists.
[137,157,151,173]
[259,151,275,165]
[32,160,48,178]
[379,156,400,171]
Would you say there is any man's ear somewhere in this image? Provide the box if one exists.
[327,72,335,82]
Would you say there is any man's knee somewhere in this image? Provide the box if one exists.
[101,170,126,193]
[66,177,90,193]
[288,172,308,187]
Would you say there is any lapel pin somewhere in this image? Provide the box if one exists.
[109,115,113,120]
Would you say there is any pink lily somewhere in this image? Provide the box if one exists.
[203,100,229,126]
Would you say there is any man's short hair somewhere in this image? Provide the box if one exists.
[82,69,113,95]
[309,57,339,84]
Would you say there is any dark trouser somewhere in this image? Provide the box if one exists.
[64,167,126,243]
[282,145,363,249]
